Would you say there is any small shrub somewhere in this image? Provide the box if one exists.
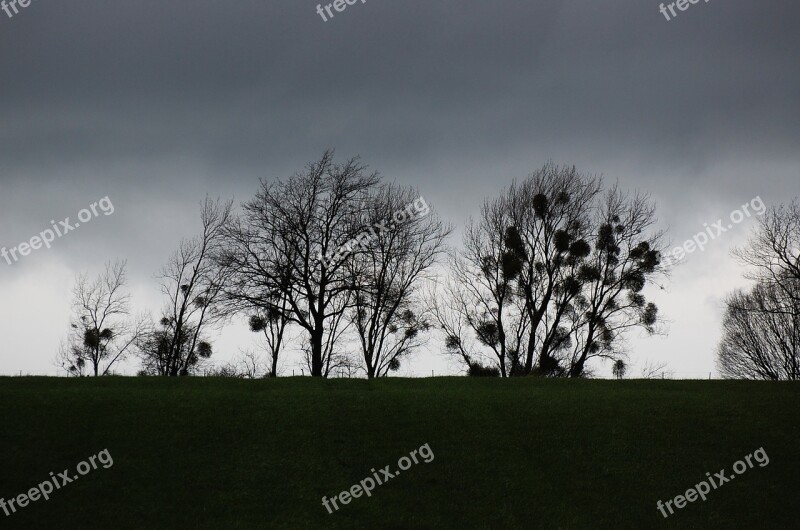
[206,364,244,378]
[467,363,500,377]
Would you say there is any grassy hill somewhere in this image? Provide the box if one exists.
[0,377,797,529]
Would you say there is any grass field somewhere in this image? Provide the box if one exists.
[0,377,797,529]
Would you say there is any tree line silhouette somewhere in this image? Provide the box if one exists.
[56,151,800,380]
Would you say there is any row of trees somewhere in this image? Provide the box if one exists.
[57,150,798,379]
[59,151,450,378]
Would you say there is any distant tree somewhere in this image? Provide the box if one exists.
[219,150,379,377]
[205,363,245,378]
[204,350,268,379]
[721,199,800,380]
[612,359,626,379]
[234,349,268,379]
[138,197,232,376]
[639,360,670,379]
[58,260,144,376]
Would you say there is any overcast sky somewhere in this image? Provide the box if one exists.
[1,0,798,377]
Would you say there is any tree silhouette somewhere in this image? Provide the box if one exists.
[58,260,144,376]
[220,150,379,377]
[721,199,800,379]
[428,163,666,377]
[344,184,449,378]
[138,197,232,376]
[719,279,800,379]
[612,359,626,379]
[248,306,290,378]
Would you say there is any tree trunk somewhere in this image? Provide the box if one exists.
[569,326,595,378]
[568,359,585,378]
[310,328,324,377]
[524,332,536,374]
[526,282,554,374]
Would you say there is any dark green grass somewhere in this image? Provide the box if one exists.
[0,377,798,529]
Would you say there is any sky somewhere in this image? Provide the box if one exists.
[1,0,798,377]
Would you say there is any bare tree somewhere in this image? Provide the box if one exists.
[236,349,267,378]
[205,362,245,378]
[301,288,355,377]
[345,186,450,378]
[425,276,477,372]
[220,150,379,377]
[59,260,144,376]
[733,199,800,298]
[718,278,800,380]
[721,199,800,379]
[426,164,594,377]
[139,197,232,376]
[563,186,665,377]
[430,163,666,378]
[427,164,594,377]
[639,359,670,379]
[430,203,530,377]
[509,163,602,375]
[216,251,294,377]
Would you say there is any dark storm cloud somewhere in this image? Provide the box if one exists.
[1,0,797,181]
